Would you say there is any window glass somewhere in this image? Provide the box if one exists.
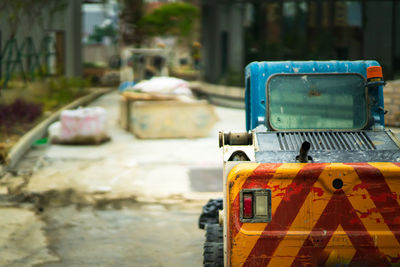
[268,74,366,130]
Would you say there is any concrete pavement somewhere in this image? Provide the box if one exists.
[21,91,244,202]
[0,90,245,266]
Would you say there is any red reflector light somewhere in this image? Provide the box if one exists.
[243,193,253,219]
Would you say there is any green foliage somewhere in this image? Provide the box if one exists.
[36,76,91,110]
[88,24,117,44]
[139,3,199,38]
[84,62,106,69]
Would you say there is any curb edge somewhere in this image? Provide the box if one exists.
[4,87,113,171]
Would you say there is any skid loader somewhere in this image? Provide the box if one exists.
[200,61,400,266]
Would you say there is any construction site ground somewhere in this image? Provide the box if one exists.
[0,91,245,267]
[0,88,399,267]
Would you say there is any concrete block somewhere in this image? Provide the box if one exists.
[391,94,400,101]
[384,99,392,105]
[384,84,395,93]
[129,100,218,139]
[119,96,130,130]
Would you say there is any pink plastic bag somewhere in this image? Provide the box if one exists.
[59,107,108,141]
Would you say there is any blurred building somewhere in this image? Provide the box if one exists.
[83,1,118,44]
[202,1,400,84]
[82,0,119,68]
[0,0,86,78]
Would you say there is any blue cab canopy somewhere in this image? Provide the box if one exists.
[245,61,385,131]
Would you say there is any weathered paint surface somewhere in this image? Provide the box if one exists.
[227,163,400,266]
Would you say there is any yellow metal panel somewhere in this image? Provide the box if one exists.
[227,163,400,266]
[228,163,302,266]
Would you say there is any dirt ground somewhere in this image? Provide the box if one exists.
[0,201,206,267]
[42,202,205,267]
[0,91,245,266]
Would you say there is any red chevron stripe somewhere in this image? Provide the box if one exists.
[291,190,390,266]
[242,163,326,267]
[230,163,282,238]
[349,163,400,244]
[230,194,241,239]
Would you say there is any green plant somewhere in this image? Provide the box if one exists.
[88,24,118,44]
[35,76,91,110]
[139,3,199,38]
[84,62,107,69]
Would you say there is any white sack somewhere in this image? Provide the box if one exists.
[132,77,192,96]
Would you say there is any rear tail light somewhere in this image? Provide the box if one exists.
[243,193,253,218]
[240,189,271,223]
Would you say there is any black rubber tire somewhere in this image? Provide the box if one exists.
[206,224,223,243]
[203,242,223,267]
[199,198,223,229]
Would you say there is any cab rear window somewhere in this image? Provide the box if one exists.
[267,74,367,130]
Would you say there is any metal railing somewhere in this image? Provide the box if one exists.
[0,36,57,88]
